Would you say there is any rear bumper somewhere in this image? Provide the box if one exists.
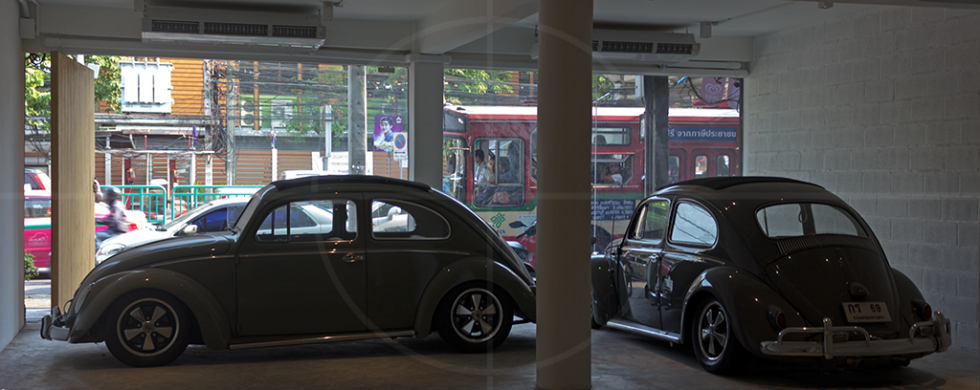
[40,306,71,342]
[760,312,952,359]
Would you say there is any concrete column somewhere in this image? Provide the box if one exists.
[348,65,367,175]
[407,59,443,189]
[0,0,26,353]
[536,1,593,389]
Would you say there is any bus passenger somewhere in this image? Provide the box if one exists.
[600,163,624,185]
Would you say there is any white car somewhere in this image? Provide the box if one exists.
[96,198,249,264]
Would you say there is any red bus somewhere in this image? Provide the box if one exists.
[442,105,740,266]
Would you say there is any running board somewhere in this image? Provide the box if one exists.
[228,330,415,350]
[606,319,682,344]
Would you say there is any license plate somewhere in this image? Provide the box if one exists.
[841,302,892,323]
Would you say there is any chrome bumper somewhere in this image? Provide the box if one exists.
[760,312,952,359]
[40,306,70,342]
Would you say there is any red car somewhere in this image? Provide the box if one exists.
[24,190,147,274]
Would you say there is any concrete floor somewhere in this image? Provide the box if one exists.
[2,303,978,390]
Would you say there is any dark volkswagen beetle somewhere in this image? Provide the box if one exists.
[590,177,951,374]
[42,176,536,367]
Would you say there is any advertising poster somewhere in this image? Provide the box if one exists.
[373,115,404,152]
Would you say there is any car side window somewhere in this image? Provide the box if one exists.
[670,202,717,246]
[630,199,669,243]
[256,200,350,242]
[371,199,450,240]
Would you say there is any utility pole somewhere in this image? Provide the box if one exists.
[348,65,367,175]
[643,75,670,194]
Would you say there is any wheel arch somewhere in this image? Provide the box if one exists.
[414,257,535,338]
[681,266,803,357]
[68,268,231,349]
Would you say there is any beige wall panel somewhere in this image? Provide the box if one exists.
[50,52,96,309]
[372,151,408,179]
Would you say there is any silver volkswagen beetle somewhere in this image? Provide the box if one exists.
[43,176,536,367]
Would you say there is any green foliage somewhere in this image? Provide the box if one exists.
[24,53,123,132]
[24,253,39,281]
[444,68,515,105]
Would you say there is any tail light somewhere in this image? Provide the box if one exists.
[912,299,932,321]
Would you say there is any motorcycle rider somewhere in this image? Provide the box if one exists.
[95,186,127,249]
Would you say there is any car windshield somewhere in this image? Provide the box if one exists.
[756,203,867,239]
[161,202,220,232]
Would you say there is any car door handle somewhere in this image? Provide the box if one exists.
[343,253,365,263]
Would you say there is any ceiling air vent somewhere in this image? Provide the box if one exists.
[534,29,700,65]
[141,6,326,49]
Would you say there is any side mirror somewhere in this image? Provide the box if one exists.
[509,220,527,229]
[182,225,198,235]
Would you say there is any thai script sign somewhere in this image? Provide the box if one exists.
[591,199,634,221]
[669,126,737,142]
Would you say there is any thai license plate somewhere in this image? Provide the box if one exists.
[842,302,892,323]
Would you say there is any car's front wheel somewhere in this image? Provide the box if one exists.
[104,290,191,367]
[436,282,513,353]
[691,297,746,374]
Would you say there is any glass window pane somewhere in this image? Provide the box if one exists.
[372,199,450,240]
[756,203,866,238]
[670,202,717,246]
[716,154,731,177]
[631,200,669,242]
[473,137,524,207]
[695,155,709,178]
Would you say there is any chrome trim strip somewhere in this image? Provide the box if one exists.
[151,254,236,268]
[228,330,415,350]
[606,319,681,344]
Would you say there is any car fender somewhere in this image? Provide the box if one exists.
[413,257,536,338]
[890,268,924,323]
[590,254,619,325]
[68,268,231,349]
[682,266,804,356]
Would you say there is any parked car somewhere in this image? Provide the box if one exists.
[24,168,51,191]
[96,198,250,264]
[25,190,148,274]
[42,175,536,367]
[590,177,951,374]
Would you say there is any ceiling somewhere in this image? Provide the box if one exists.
[22,0,980,75]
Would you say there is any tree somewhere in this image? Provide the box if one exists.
[24,54,123,163]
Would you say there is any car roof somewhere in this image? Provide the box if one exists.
[271,175,431,193]
[655,176,843,210]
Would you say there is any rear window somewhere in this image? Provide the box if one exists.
[756,203,867,239]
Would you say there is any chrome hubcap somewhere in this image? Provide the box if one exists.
[451,288,502,343]
[117,298,178,357]
[698,302,728,361]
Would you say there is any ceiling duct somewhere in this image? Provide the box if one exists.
[141,5,326,49]
[531,29,700,65]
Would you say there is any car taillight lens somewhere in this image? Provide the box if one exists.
[777,312,786,328]
[912,300,932,321]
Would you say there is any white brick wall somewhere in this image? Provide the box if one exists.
[746,6,980,351]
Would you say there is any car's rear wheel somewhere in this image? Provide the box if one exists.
[691,298,746,374]
[436,282,513,353]
[104,290,191,367]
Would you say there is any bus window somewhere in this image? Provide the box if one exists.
[442,136,467,202]
[593,154,633,185]
[716,154,731,177]
[473,138,524,207]
[592,127,630,146]
[668,155,681,184]
[695,155,709,178]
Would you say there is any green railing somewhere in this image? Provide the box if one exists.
[102,185,261,224]
[172,185,263,220]
[101,185,168,224]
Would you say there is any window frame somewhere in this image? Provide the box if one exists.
[370,198,452,241]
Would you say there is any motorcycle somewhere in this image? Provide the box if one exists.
[508,220,603,278]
